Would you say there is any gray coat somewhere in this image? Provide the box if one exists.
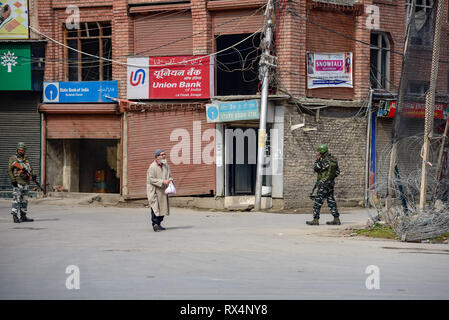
[146,160,172,216]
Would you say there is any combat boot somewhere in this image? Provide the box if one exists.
[306,218,319,225]
[326,217,341,225]
[13,214,20,223]
[19,213,34,222]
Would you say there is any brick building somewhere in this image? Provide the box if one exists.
[20,0,449,208]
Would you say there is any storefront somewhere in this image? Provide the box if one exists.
[0,41,45,194]
[39,81,121,193]
[208,98,285,208]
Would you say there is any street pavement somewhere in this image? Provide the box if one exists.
[0,198,448,300]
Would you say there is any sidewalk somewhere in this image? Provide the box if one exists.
[0,199,448,299]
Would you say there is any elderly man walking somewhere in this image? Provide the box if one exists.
[147,149,173,232]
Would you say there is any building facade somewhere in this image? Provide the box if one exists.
[4,0,446,208]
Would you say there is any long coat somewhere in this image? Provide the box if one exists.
[146,160,172,216]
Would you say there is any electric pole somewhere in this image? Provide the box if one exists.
[255,0,275,211]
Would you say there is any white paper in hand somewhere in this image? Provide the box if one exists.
[165,181,176,195]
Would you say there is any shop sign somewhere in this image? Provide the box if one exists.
[307,52,353,89]
[377,100,448,120]
[0,43,31,90]
[43,81,118,103]
[0,0,29,39]
[127,55,214,99]
[206,100,259,123]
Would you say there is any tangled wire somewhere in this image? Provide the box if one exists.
[368,135,449,241]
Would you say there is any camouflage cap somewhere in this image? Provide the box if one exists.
[317,144,328,154]
[17,142,27,151]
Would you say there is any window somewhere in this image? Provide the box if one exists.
[215,33,262,96]
[406,0,433,25]
[406,80,429,94]
[370,32,390,90]
[65,22,112,81]
[406,0,434,46]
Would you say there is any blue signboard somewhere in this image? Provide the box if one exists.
[43,81,118,103]
[206,100,259,123]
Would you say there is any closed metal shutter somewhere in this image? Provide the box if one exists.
[0,92,41,191]
[46,114,121,139]
[135,11,193,56]
[213,9,263,35]
[127,108,216,197]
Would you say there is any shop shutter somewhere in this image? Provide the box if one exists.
[0,92,41,191]
[126,108,216,197]
[46,114,121,139]
[213,9,263,35]
[135,11,193,56]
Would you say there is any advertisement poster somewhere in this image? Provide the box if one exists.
[307,52,353,89]
[0,43,30,90]
[0,0,29,39]
[127,55,214,100]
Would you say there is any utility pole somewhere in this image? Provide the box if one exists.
[255,0,275,211]
[419,0,445,210]
[364,89,374,208]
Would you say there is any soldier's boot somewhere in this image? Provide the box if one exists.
[326,217,341,225]
[19,213,34,222]
[306,218,319,225]
[12,214,20,223]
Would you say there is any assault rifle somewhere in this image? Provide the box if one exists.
[309,181,318,201]
[12,162,43,191]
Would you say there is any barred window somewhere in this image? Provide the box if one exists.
[370,32,390,90]
[65,22,112,81]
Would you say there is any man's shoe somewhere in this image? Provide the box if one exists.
[20,214,34,222]
[158,225,166,231]
[13,214,20,223]
[326,217,341,225]
[306,218,319,225]
[153,224,159,232]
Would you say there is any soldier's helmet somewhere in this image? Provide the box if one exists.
[17,142,27,151]
[317,144,328,154]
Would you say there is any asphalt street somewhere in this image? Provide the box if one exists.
[0,199,448,300]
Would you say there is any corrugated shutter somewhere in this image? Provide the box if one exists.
[46,114,121,139]
[213,9,263,35]
[127,108,215,197]
[0,92,41,191]
[135,11,193,56]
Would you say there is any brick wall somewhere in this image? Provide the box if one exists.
[283,105,367,209]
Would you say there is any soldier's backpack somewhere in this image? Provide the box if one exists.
[328,156,340,179]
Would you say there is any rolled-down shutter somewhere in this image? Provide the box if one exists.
[46,114,121,139]
[135,11,193,56]
[213,8,264,35]
[127,108,215,197]
[0,92,41,191]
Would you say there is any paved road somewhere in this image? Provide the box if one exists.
[0,199,448,300]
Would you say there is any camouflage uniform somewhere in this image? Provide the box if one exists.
[8,143,35,222]
[307,144,341,225]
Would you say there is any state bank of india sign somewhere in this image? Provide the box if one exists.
[127,55,214,99]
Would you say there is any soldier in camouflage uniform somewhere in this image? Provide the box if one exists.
[8,142,35,223]
[306,144,341,226]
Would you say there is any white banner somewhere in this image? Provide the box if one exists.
[307,52,353,89]
[127,57,149,99]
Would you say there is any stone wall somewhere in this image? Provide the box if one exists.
[283,104,367,209]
